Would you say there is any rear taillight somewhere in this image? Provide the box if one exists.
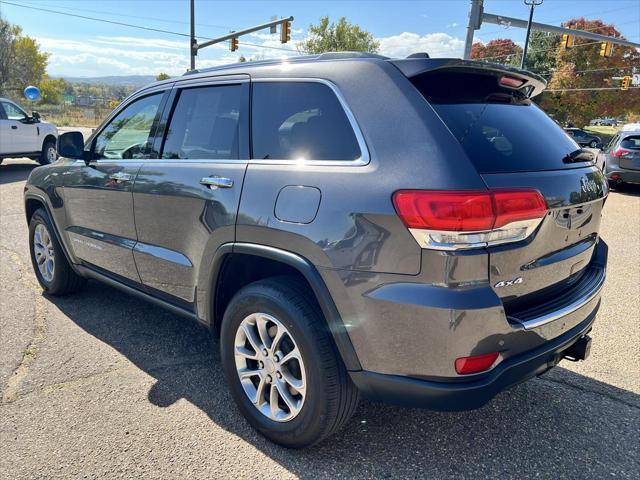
[455,352,500,375]
[611,147,632,158]
[393,189,547,250]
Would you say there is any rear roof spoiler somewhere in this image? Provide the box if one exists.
[388,58,547,98]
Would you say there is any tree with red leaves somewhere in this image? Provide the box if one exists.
[538,18,640,126]
[471,38,523,66]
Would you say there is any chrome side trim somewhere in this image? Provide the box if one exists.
[250,78,370,167]
[519,267,606,330]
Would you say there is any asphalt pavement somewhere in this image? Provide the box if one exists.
[1,157,639,479]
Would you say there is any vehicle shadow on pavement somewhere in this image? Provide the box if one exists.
[609,183,640,197]
[49,281,640,478]
[0,162,38,185]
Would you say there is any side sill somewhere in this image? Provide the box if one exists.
[76,265,200,323]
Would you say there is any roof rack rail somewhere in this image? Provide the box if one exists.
[183,51,388,76]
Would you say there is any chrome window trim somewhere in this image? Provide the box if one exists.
[85,86,172,149]
[249,77,370,167]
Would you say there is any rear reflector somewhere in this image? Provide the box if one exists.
[455,352,499,375]
[393,189,547,250]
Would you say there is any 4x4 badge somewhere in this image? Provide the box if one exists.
[494,277,523,288]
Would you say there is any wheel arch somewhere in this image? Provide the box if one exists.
[205,243,362,371]
[24,193,79,269]
[42,134,57,149]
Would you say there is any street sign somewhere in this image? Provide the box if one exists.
[633,74,640,87]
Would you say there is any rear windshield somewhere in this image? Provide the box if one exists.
[411,71,590,173]
[620,136,640,150]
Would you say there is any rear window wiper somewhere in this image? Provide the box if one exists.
[563,148,594,164]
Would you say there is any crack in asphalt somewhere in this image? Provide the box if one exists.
[0,246,48,404]
[0,356,212,406]
[538,375,640,410]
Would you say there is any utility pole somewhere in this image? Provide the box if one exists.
[520,0,543,69]
[464,0,484,60]
[189,0,196,71]
[462,0,639,64]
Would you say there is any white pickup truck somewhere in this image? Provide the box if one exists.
[0,97,58,165]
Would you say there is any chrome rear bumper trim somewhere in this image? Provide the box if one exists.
[519,267,606,330]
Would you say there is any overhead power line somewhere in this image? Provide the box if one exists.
[13,0,235,31]
[0,0,305,54]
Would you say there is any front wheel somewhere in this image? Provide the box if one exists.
[220,276,359,448]
[29,208,85,295]
[39,139,57,165]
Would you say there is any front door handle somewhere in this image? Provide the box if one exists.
[11,125,17,129]
[200,176,233,189]
[109,172,132,183]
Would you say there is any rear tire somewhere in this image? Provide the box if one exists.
[220,276,359,448]
[29,208,85,295]
[39,139,57,165]
[589,140,598,148]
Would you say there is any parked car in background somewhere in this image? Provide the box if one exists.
[24,54,608,448]
[564,127,601,148]
[589,118,617,127]
[0,98,58,165]
[598,125,640,187]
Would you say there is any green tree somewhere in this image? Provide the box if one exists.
[238,55,247,63]
[0,19,48,96]
[155,72,170,81]
[524,30,560,75]
[299,16,379,54]
[39,76,67,104]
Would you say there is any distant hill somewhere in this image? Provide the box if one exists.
[60,75,158,87]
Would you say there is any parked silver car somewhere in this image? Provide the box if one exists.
[598,126,640,187]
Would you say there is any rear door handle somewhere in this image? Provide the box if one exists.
[109,172,132,183]
[200,176,233,189]
[11,125,17,129]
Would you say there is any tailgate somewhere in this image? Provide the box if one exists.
[482,167,607,302]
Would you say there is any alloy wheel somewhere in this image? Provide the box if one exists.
[234,312,307,422]
[47,146,57,162]
[33,223,55,282]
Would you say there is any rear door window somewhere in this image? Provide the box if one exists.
[162,84,242,160]
[410,71,589,173]
[251,82,361,161]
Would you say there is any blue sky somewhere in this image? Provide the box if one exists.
[1,0,638,77]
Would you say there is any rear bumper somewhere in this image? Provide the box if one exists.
[606,168,640,184]
[349,304,599,411]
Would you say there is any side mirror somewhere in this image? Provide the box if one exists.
[58,131,87,162]
[31,111,41,122]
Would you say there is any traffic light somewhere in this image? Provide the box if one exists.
[600,42,613,57]
[621,76,631,90]
[230,37,239,52]
[280,19,291,44]
[561,34,574,49]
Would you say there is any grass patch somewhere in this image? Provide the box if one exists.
[584,126,620,144]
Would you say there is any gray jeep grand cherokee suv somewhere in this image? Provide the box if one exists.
[24,53,608,448]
